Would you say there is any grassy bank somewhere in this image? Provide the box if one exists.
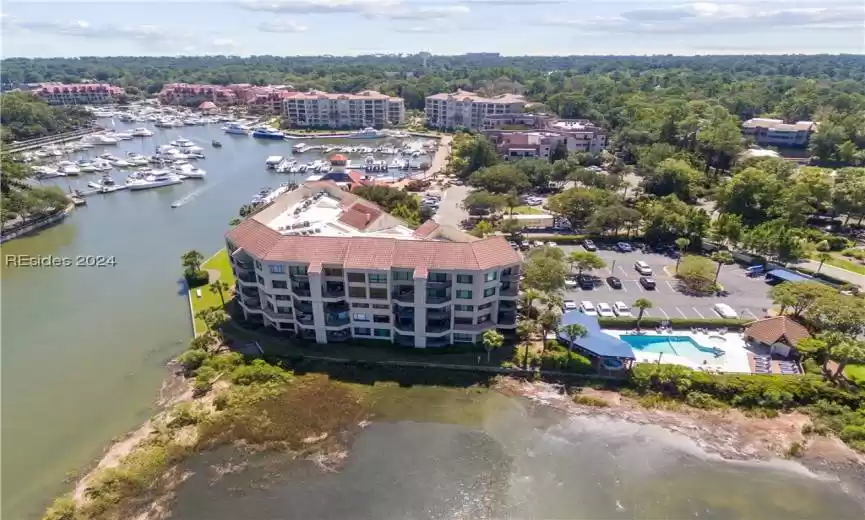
[190,250,235,335]
[825,254,865,275]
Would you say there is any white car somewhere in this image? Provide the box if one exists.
[565,278,578,289]
[634,260,653,276]
[563,300,578,311]
[613,301,632,317]
[547,241,557,248]
[713,303,738,319]
[596,302,615,318]
[580,301,597,316]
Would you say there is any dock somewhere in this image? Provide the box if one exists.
[75,186,129,197]
[2,125,105,155]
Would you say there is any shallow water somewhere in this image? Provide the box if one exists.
[168,387,863,520]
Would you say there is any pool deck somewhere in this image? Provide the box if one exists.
[604,330,753,374]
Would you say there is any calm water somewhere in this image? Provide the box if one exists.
[0,122,411,519]
[169,387,864,520]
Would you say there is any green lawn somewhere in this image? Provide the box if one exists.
[510,206,544,215]
[190,249,236,335]
[845,364,865,383]
[824,255,865,275]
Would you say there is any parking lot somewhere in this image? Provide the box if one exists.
[557,244,774,320]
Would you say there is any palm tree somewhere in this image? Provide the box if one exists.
[209,280,231,306]
[481,329,505,364]
[519,288,541,318]
[541,292,564,314]
[633,298,653,332]
[517,319,537,369]
[815,252,832,274]
[710,250,734,283]
[675,237,691,272]
[182,250,204,274]
[538,307,561,353]
[196,309,213,331]
[559,323,587,353]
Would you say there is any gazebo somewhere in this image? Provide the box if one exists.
[744,316,812,358]
[556,311,636,374]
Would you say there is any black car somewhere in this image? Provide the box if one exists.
[606,276,622,289]
[639,276,657,290]
[578,274,595,290]
[582,239,597,251]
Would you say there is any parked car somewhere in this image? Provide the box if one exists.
[745,265,765,277]
[613,301,632,316]
[579,301,597,315]
[616,242,633,252]
[563,300,578,311]
[639,277,657,290]
[596,302,615,318]
[508,241,519,249]
[578,274,595,290]
[634,260,653,276]
[565,278,578,289]
[713,303,738,319]
[582,239,597,252]
[547,241,557,248]
[606,276,622,289]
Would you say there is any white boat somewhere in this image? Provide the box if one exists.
[170,138,196,149]
[126,170,184,190]
[265,156,283,168]
[126,153,150,166]
[131,127,154,137]
[292,143,306,153]
[57,161,81,176]
[92,160,113,171]
[113,132,134,140]
[174,163,207,179]
[92,134,119,145]
[223,122,250,135]
[87,174,125,191]
[113,159,133,168]
[78,162,98,173]
[33,165,63,178]
[347,127,385,139]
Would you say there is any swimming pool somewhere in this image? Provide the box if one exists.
[620,335,722,364]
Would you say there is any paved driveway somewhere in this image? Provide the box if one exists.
[433,185,470,228]
[557,244,774,321]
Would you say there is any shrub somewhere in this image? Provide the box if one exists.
[574,395,609,407]
[168,403,203,428]
[685,391,727,409]
[184,269,209,288]
[539,347,594,373]
[43,496,77,520]
[230,359,292,385]
[193,366,218,394]
[202,352,244,372]
[841,248,865,260]
[177,349,209,371]
[786,441,804,458]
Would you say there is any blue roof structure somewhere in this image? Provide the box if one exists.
[765,269,813,283]
[556,311,636,359]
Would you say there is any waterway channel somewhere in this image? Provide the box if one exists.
[0,121,416,519]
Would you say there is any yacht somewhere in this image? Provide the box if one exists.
[222,122,250,135]
[92,134,119,145]
[87,174,125,192]
[57,161,81,176]
[113,132,134,140]
[251,127,285,140]
[126,153,150,166]
[174,163,206,179]
[126,170,184,190]
[92,160,113,171]
[77,161,98,173]
[33,166,63,179]
[292,143,306,153]
[170,138,196,149]
[113,158,133,168]
[265,156,284,168]
[347,127,385,139]
[131,127,154,137]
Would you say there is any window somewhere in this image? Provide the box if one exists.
[275,294,291,301]
[372,304,389,309]
[374,329,390,338]
[255,260,262,270]
[484,271,498,282]
[323,268,343,277]
[373,315,390,323]
[289,265,308,276]
[349,287,367,298]
[276,306,292,315]
[429,272,448,283]
[502,267,513,276]
[454,304,475,312]
[456,274,473,284]
[257,276,265,285]
[369,287,388,299]
[354,327,371,336]
[353,313,370,322]
[456,290,473,300]
[368,273,388,284]
[271,280,288,289]
[478,302,492,311]
[392,270,413,281]
[269,264,285,274]
[347,272,365,283]
[453,333,474,343]
[351,302,369,308]
[483,287,496,298]
[478,314,492,324]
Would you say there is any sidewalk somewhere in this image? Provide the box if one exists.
[798,260,865,289]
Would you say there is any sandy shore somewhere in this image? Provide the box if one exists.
[497,378,865,501]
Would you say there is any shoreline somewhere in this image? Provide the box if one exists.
[497,378,865,503]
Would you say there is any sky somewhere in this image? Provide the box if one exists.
[2,0,864,57]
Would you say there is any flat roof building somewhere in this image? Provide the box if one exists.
[226,181,522,348]
[282,90,405,129]
[742,118,817,148]
[425,90,527,131]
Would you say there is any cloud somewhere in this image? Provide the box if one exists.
[258,19,308,32]
[382,5,470,21]
[542,1,865,34]
[238,0,401,14]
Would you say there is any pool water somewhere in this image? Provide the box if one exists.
[620,335,721,365]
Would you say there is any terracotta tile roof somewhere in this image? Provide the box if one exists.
[745,316,812,347]
[337,204,381,230]
[414,220,440,238]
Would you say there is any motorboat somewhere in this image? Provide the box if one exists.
[222,122,250,135]
[126,170,184,190]
[212,140,223,148]
[92,134,119,145]
[113,132,134,140]
[265,156,284,168]
[292,143,306,153]
[347,127,385,139]
[92,160,113,171]
[78,162,98,173]
[174,163,206,179]
[113,159,133,168]
[88,174,119,189]
[251,127,285,140]
[126,153,150,166]
[170,138,196,149]
[57,161,81,176]
[33,165,63,178]
[131,127,154,137]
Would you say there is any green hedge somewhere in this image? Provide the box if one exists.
[788,266,847,287]
[598,317,750,330]
[526,234,633,245]
[184,269,210,288]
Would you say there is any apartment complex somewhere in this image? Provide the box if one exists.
[484,119,608,159]
[32,83,124,105]
[225,181,521,348]
[157,83,295,112]
[281,90,405,128]
[425,90,527,131]
[742,118,817,148]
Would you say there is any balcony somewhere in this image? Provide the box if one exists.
[294,302,313,314]
[393,304,414,318]
[237,272,257,286]
[292,285,312,297]
[290,273,309,282]
[426,279,452,289]
[239,286,260,299]
[501,271,520,281]
[426,292,452,305]
[394,319,415,332]
[500,283,519,297]
[299,328,317,340]
[393,290,415,303]
[499,300,517,311]
[395,333,416,347]
[426,320,451,334]
[497,312,517,326]
[323,283,346,298]
[427,336,451,348]
[234,259,254,271]
[296,313,314,326]
[426,307,451,320]
[325,315,351,327]
[240,299,262,313]
[263,308,294,321]
[326,330,351,343]
[453,320,495,332]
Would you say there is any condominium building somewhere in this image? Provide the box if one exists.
[32,83,124,105]
[226,181,521,348]
[282,90,405,128]
[425,90,527,131]
[158,83,239,106]
[484,119,608,160]
[549,119,609,154]
[741,118,817,148]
